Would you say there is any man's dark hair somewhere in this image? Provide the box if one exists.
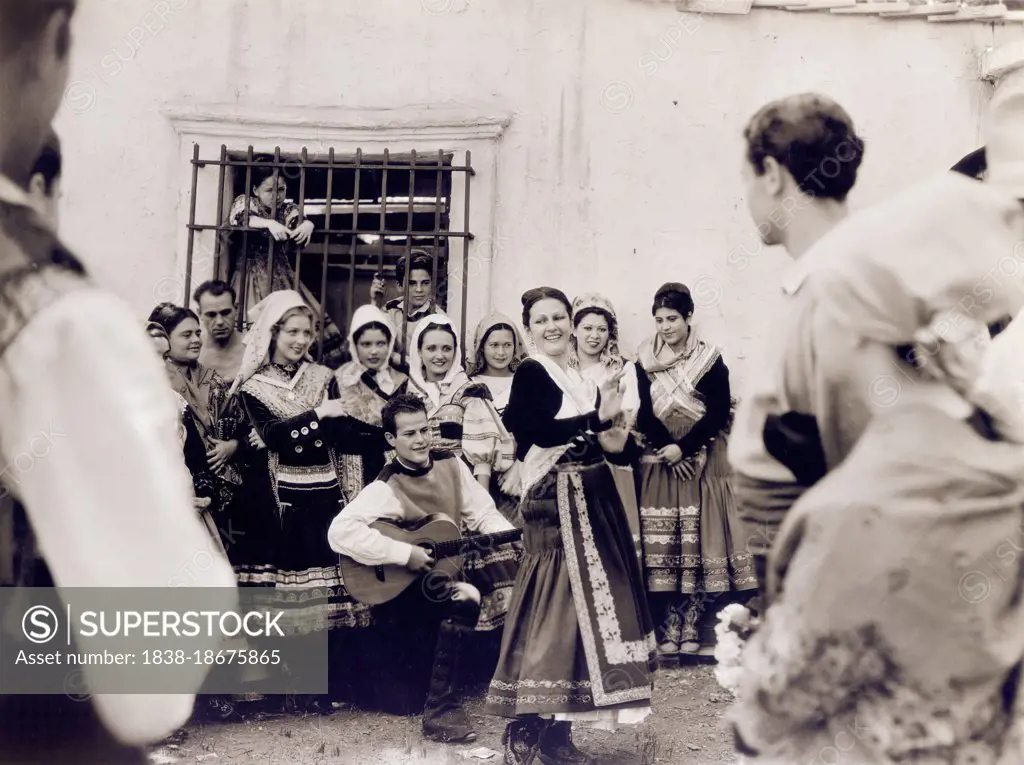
[395,250,434,285]
[744,93,865,203]
[193,279,237,307]
[0,0,76,60]
[381,393,428,436]
[30,129,61,193]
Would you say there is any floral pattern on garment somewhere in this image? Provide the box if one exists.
[738,619,1017,764]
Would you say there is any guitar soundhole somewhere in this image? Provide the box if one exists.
[374,565,385,582]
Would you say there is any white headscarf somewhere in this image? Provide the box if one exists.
[813,173,1024,442]
[972,307,1024,443]
[228,290,312,397]
[569,292,641,423]
[408,314,468,413]
[338,304,399,394]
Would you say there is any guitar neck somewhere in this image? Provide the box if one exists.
[432,529,522,559]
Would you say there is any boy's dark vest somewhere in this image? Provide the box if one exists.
[0,200,148,764]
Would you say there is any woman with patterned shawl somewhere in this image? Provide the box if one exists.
[145,320,264,723]
[147,303,246,522]
[486,287,655,765]
[730,242,1024,763]
[332,304,409,503]
[227,164,344,368]
[467,312,525,525]
[144,322,228,545]
[636,283,756,660]
[568,293,644,558]
[406,313,520,632]
[228,290,372,715]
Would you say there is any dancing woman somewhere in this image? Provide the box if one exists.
[635,283,756,659]
[487,287,655,765]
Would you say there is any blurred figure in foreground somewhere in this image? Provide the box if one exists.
[0,2,236,762]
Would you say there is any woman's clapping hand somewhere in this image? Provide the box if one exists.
[597,368,626,423]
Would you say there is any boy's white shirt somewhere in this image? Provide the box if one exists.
[328,457,514,567]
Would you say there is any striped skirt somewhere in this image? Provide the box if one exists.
[639,438,757,594]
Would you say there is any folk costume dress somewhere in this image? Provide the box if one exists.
[227,194,344,367]
[332,304,409,504]
[636,330,756,650]
[0,175,236,762]
[171,389,228,557]
[486,354,656,726]
[568,294,643,558]
[385,296,446,370]
[165,358,245,536]
[407,314,521,631]
[466,312,525,526]
[228,291,371,634]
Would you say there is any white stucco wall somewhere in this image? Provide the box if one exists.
[56,0,1024,392]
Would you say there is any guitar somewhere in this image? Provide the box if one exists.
[338,514,523,605]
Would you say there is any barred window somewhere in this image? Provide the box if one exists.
[182,144,475,368]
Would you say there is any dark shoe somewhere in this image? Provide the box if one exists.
[539,721,592,764]
[422,616,477,743]
[504,718,547,765]
[305,695,335,716]
[658,608,682,656]
[283,693,334,716]
[424,726,478,744]
[160,728,189,747]
[201,695,237,722]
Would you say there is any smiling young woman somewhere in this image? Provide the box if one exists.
[634,282,756,661]
[467,313,527,525]
[228,291,380,715]
[405,314,521,634]
[568,293,645,559]
[330,304,410,502]
[147,303,246,516]
[486,286,655,765]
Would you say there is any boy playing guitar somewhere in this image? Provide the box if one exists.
[328,393,517,744]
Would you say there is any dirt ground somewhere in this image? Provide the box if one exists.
[151,662,737,765]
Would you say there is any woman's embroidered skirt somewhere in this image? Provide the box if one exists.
[485,455,655,718]
[639,437,757,594]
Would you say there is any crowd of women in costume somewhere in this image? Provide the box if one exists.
[140,244,756,727]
